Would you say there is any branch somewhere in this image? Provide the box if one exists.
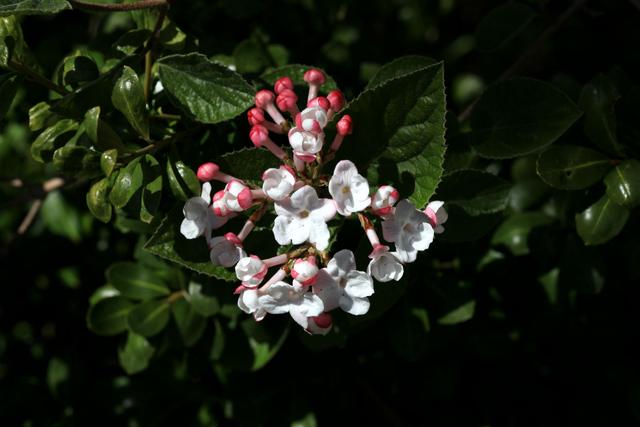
[8,60,68,96]
[68,0,168,12]
[457,0,588,122]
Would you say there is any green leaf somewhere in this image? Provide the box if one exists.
[435,169,511,215]
[157,53,254,124]
[144,208,236,281]
[475,2,536,52]
[52,145,100,175]
[604,160,640,208]
[437,300,476,325]
[575,194,630,245]
[468,78,582,159]
[491,213,553,256]
[260,64,338,91]
[340,61,446,208]
[30,119,78,163]
[118,331,155,375]
[84,107,126,152]
[28,101,58,131]
[172,299,206,347]
[113,29,151,56]
[140,154,162,223]
[107,261,169,300]
[0,0,70,16]
[1,16,38,70]
[217,148,280,186]
[536,145,612,190]
[60,53,99,89]
[41,191,86,243]
[127,299,170,337]
[109,157,143,209]
[234,39,268,74]
[578,74,624,156]
[47,357,69,396]
[86,178,113,223]
[187,281,220,317]
[166,155,200,201]
[112,65,149,140]
[0,73,18,119]
[364,55,436,90]
[100,149,117,177]
[89,285,120,306]
[87,296,134,336]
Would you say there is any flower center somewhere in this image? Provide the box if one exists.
[339,277,347,288]
[341,186,351,195]
[299,210,310,219]
[403,223,414,233]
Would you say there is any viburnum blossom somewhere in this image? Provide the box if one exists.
[272,185,336,251]
[180,182,227,240]
[313,250,374,315]
[328,160,371,216]
[382,199,434,263]
[179,67,449,334]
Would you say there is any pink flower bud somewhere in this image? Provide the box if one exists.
[291,257,319,286]
[226,180,253,210]
[249,124,269,147]
[254,89,275,109]
[224,232,242,246]
[303,68,326,85]
[276,89,299,112]
[247,108,265,125]
[311,312,332,329]
[371,185,400,217]
[274,76,294,94]
[212,190,231,217]
[337,115,353,136]
[197,162,219,182]
[294,113,302,129]
[327,90,345,111]
[307,96,330,111]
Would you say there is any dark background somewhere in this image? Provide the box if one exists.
[2,0,640,426]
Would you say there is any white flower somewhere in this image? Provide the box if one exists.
[299,106,328,132]
[180,182,227,239]
[237,288,266,321]
[224,180,253,212]
[288,127,324,161]
[328,160,371,216]
[313,249,374,315]
[371,185,399,217]
[235,255,268,287]
[291,257,319,286]
[262,166,296,201]
[209,234,246,267]
[306,312,332,335]
[273,185,336,251]
[382,199,434,263]
[367,245,404,282]
[424,200,448,234]
[258,281,324,328]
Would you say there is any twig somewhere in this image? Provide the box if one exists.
[8,60,68,96]
[143,4,168,99]
[17,199,43,235]
[457,0,588,122]
[68,0,168,12]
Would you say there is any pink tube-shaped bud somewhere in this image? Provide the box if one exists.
[259,268,288,293]
[255,89,286,125]
[291,257,319,286]
[327,90,345,112]
[276,89,300,116]
[197,162,220,182]
[224,232,243,246]
[250,124,287,160]
[311,312,332,329]
[248,107,284,134]
[330,115,353,152]
[274,76,294,94]
[307,96,330,112]
[304,68,326,101]
[263,253,288,268]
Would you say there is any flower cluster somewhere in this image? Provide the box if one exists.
[180,68,448,335]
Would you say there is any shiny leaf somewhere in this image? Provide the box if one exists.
[575,194,630,245]
[536,145,611,190]
[604,160,640,208]
[87,296,134,336]
[111,65,149,140]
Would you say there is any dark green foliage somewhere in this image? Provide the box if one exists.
[2,1,640,426]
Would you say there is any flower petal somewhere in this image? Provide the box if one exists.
[344,271,374,298]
